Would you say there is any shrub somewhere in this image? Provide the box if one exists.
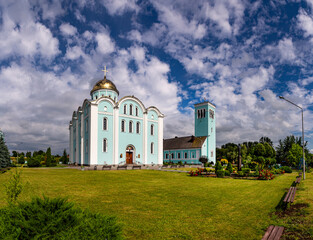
[4,167,23,205]
[280,166,292,173]
[224,170,230,176]
[27,157,41,168]
[215,161,223,173]
[238,171,244,177]
[199,156,208,165]
[216,170,225,178]
[241,168,251,176]
[226,162,233,173]
[0,196,123,239]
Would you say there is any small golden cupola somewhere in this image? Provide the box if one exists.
[90,67,119,101]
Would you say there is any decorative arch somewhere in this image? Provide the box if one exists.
[146,106,164,117]
[117,96,146,114]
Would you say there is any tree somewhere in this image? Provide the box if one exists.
[26,152,32,158]
[12,151,18,157]
[0,136,11,169]
[46,147,52,167]
[254,143,266,157]
[287,144,302,167]
[18,155,25,164]
[259,136,273,147]
[60,149,69,164]
[27,156,41,167]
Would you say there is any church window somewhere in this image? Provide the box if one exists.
[129,121,133,133]
[178,152,181,159]
[121,120,125,132]
[165,153,168,159]
[184,152,188,159]
[197,109,200,119]
[151,142,154,154]
[109,95,111,98]
[171,153,174,159]
[209,109,214,119]
[96,96,98,99]
[103,139,107,152]
[211,151,213,157]
[151,124,154,135]
[211,127,213,133]
[123,105,127,114]
[203,109,206,118]
[103,118,108,130]
[130,104,133,115]
[135,107,138,116]
[114,97,116,102]
[136,122,140,134]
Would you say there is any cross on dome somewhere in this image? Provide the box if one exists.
[102,66,108,78]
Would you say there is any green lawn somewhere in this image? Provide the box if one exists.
[0,168,301,239]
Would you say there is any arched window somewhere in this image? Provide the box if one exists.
[130,104,133,115]
[103,139,107,152]
[103,118,108,130]
[184,152,188,159]
[203,109,206,118]
[123,105,127,114]
[151,124,154,135]
[121,120,125,132]
[151,142,154,154]
[136,122,140,134]
[129,121,133,133]
[135,107,138,116]
[197,109,200,119]
[114,97,116,102]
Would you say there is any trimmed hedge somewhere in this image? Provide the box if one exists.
[216,170,225,178]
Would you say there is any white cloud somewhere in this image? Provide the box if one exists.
[101,0,139,15]
[298,9,313,37]
[95,32,115,55]
[0,1,60,60]
[278,38,296,62]
[60,23,77,36]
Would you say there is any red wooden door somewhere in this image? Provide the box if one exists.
[126,152,133,164]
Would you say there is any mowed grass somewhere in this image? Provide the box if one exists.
[0,169,298,239]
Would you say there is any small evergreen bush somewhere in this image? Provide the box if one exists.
[216,170,225,178]
[224,170,230,176]
[215,161,223,173]
[226,162,233,173]
[0,196,123,239]
[280,166,292,173]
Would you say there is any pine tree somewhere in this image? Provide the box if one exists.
[0,136,11,169]
[61,149,69,164]
[46,147,52,167]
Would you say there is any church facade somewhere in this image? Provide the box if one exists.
[69,75,164,166]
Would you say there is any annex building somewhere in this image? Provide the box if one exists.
[163,101,216,164]
[69,73,164,166]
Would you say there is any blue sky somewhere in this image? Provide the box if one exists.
[1,0,313,154]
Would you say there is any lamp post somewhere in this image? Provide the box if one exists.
[279,96,305,180]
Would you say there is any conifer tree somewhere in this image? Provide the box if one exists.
[0,136,10,169]
[46,147,52,167]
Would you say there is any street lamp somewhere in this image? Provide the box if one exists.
[279,96,305,180]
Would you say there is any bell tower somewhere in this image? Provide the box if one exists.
[194,101,216,163]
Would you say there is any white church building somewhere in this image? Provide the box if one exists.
[69,74,164,166]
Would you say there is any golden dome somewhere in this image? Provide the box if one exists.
[90,76,119,95]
